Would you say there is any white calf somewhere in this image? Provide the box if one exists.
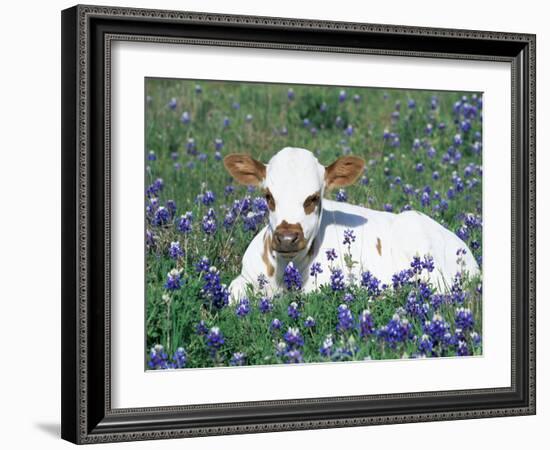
[224,147,479,301]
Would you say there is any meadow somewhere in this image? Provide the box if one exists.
[144,78,483,369]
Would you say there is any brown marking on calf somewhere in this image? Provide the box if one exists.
[376,237,382,256]
[303,191,321,215]
[264,187,276,211]
[262,233,275,277]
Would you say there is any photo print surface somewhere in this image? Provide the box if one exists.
[144,78,483,370]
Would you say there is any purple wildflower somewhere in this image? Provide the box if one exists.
[330,268,345,292]
[283,262,302,291]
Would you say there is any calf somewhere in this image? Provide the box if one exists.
[224,147,479,301]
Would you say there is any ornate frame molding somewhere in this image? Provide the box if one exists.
[61,4,536,444]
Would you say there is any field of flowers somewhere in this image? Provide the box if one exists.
[145,78,483,370]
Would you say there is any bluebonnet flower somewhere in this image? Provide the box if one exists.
[470,331,481,346]
[195,256,210,273]
[353,94,361,103]
[176,212,193,233]
[180,111,191,124]
[418,334,433,356]
[223,116,230,127]
[361,271,381,296]
[147,150,156,161]
[343,292,355,303]
[214,138,224,151]
[361,175,370,185]
[405,291,429,319]
[258,297,273,313]
[457,340,469,356]
[336,304,354,333]
[195,84,202,93]
[168,98,177,110]
[460,120,471,133]
[392,269,413,289]
[148,344,170,369]
[287,88,295,100]
[232,101,240,110]
[345,124,354,136]
[196,320,208,336]
[153,206,171,226]
[201,215,217,235]
[416,162,424,173]
[257,274,269,290]
[205,327,225,350]
[453,134,463,146]
[343,228,356,247]
[421,191,430,207]
[270,318,283,331]
[146,229,156,248]
[287,301,301,320]
[456,225,469,241]
[423,313,450,344]
[326,248,337,262]
[201,266,229,309]
[430,294,445,309]
[230,352,246,366]
[304,316,316,328]
[186,138,197,155]
[235,298,251,317]
[168,241,184,260]
[410,255,423,274]
[408,98,416,109]
[275,341,288,357]
[425,123,434,135]
[383,203,393,212]
[283,262,302,291]
[320,102,328,112]
[309,262,323,279]
[359,310,374,338]
[422,255,435,272]
[427,146,436,158]
[377,314,412,348]
[224,185,235,196]
[330,268,345,292]
[172,347,187,368]
[284,349,303,364]
[302,118,311,127]
[283,327,304,347]
[455,307,474,330]
[339,90,347,102]
[336,189,348,202]
[165,200,177,216]
[165,269,183,291]
[201,190,216,206]
[320,335,334,357]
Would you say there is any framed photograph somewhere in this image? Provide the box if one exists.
[61,4,536,444]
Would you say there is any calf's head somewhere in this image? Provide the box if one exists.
[224,147,364,259]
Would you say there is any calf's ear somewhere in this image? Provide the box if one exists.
[223,153,266,186]
[325,156,365,189]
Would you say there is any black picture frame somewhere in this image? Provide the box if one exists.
[61,4,536,444]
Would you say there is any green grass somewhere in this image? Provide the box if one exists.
[144,78,483,369]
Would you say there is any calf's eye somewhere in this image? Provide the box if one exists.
[264,189,275,211]
[303,193,320,214]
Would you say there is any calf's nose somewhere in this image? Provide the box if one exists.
[273,231,300,252]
